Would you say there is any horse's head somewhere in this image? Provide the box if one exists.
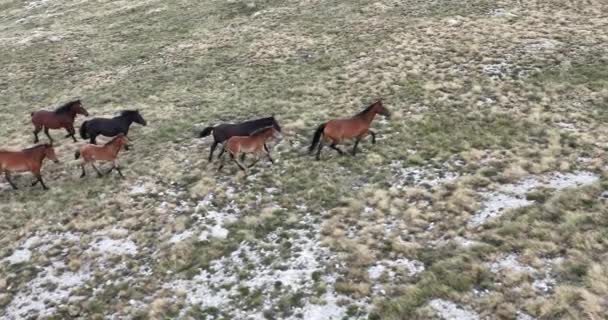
[271,116,282,133]
[271,127,283,141]
[44,144,60,163]
[373,99,390,119]
[73,100,89,117]
[115,133,130,149]
[124,110,147,126]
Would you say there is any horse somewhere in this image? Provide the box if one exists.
[198,116,281,162]
[79,110,147,145]
[75,134,129,178]
[0,144,59,190]
[218,126,282,173]
[31,99,89,144]
[309,99,390,160]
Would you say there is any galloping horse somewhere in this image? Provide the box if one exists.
[75,134,129,178]
[31,99,89,143]
[309,99,390,160]
[199,116,281,162]
[80,110,147,145]
[218,126,282,173]
[0,144,59,190]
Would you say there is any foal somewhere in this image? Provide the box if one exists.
[199,116,281,162]
[309,99,390,160]
[218,126,282,173]
[75,134,129,178]
[31,99,89,143]
[0,144,59,190]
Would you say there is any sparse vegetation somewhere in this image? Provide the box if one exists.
[1,0,608,319]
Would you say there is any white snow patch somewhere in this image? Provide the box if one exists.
[517,311,537,320]
[4,249,32,265]
[4,261,91,319]
[390,161,459,189]
[368,258,425,280]
[429,299,480,320]
[489,254,536,274]
[469,171,599,227]
[86,237,137,256]
[169,231,194,244]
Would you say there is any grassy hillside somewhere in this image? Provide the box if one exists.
[1,0,607,319]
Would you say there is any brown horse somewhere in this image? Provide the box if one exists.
[0,144,59,190]
[218,126,282,173]
[31,99,89,144]
[75,134,129,178]
[309,99,390,160]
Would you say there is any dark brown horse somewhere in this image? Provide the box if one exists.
[31,99,89,143]
[0,144,59,190]
[309,99,390,160]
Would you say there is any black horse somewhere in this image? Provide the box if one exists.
[198,116,281,162]
[80,110,147,144]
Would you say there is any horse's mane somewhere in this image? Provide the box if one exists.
[105,135,125,146]
[119,110,139,117]
[54,100,80,114]
[24,144,50,151]
[250,125,274,136]
[355,100,380,116]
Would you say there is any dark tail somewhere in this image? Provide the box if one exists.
[79,121,88,139]
[309,123,326,154]
[199,126,214,138]
[30,112,34,117]
[74,150,80,160]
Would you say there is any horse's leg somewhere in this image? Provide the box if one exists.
[265,148,274,163]
[4,171,17,190]
[368,130,376,144]
[33,126,41,143]
[34,173,48,190]
[233,153,247,171]
[240,153,247,162]
[316,142,324,161]
[80,164,86,178]
[352,137,362,156]
[218,151,227,171]
[248,153,260,168]
[69,126,77,142]
[216,144,226,160]
[329,143,345,155]
[90,134,97,145]
[44,127,53,144]
[91,163,103,177]
[209,141,218,162]
[115,166,125,179]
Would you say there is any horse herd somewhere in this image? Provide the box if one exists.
[0,99,390,190]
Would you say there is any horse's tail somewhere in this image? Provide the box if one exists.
[79,121,89,139]
[74,150,81,160]
[309,123,326,154]
[199,126,214,138]
[30,112,34,117]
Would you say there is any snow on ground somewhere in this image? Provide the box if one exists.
[368,258,425,280]
[489,254,561,295]
[390,160,460,189]
[86,237,138,256]
[469,171,599,227]
[3,232,80,265]
[3,261,92,319]
[165,213,368,319]
[429,299,480,320]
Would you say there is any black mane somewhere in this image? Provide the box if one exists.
[54,99,80,114]
[355,101,379,116]
[24,144,50,151]
[119,110,140,117]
